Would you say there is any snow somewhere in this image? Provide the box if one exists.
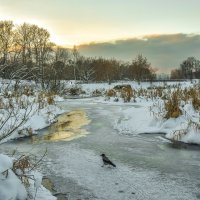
[113,100,200,145]
[0,81,64,199]
[113,103,158,135]
[25,104,64,130]
[27,171,56,200]
[0,79,200,199]
[0,170,27,200]
[1,80,195,144]
[47,144,198,200]
[0,153,56,200]
[0,154,27,200]
[0,154,13,173]
[181,129,200,144]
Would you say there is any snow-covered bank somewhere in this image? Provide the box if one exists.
[1,79,200,199]
[79,80,200,145]
[0,80,66,199]
[111,99,200,145]
[0,154,56,200]
[0,98,65,199]
[1,95,200,200]
[0,79,199,143]
[0,95,65,144]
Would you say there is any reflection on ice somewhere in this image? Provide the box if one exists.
[32,110,91,142]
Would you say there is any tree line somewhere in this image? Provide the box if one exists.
[170,57,200,80]
[0,20,157,87]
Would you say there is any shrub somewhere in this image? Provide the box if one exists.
[111,85,133,102]
[92,89,102,97]
[189,88,200,110]
[69,86,82,95]
[113,84,132,90]
[164,91,182,119]
[47,95,55,105]
[106,89,116,97]
[121,87,133,102]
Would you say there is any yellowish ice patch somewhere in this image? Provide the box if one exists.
[32,110,91,143]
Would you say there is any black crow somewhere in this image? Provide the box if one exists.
[100,154,116,167]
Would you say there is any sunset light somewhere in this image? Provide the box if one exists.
[1,1,200,199]
[0,0,200,70]
[1,0,200,47]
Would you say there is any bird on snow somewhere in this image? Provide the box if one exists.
[100,154,116,167]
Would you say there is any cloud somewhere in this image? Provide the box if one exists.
[78,34,200,73]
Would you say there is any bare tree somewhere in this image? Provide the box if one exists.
[15,23,33,64]
[170,69,183,79]
[71,45,80,81]
[31,25,52,87]
[0,20,14,64]
[76,57,95,83]
[128,55,153,83]
[90,57,117,83]
[54,46,70,65]
[180,57,200,79]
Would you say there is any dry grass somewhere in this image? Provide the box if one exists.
[13,155,32,187]
[106,89,116,97]
[121,87,133,102]
[22,86,34,97]
[164,91,182,119]
[105,84,200,109]
[92,89,103,97]
[171,129,187,141]
[47,95,55,105]
[0,97,5,109]
[37,91,55,108]
[12,149,47,190]
[106,85,133,102]
[190,88,200,110]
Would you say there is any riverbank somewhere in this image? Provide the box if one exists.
[1,99,199,199]
[1,80,200,199]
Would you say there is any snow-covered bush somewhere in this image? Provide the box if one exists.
[149,87,200,144]
[0,154,28,200]
[0,95,36,143]
[0,151,56,200]
[69,85,83,95]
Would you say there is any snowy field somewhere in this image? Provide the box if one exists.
[0,80,200,199]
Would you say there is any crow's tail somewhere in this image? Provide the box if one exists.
[111,162,116,167]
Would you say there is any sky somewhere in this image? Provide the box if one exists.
[0,0,200,46]
[0,0,200,73]
[79,34,200,73]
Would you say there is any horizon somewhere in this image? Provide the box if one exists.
[1,19,199,73]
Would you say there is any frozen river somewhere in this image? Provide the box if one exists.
[1,98,200,200]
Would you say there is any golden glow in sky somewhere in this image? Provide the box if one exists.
[0,0,200,47]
